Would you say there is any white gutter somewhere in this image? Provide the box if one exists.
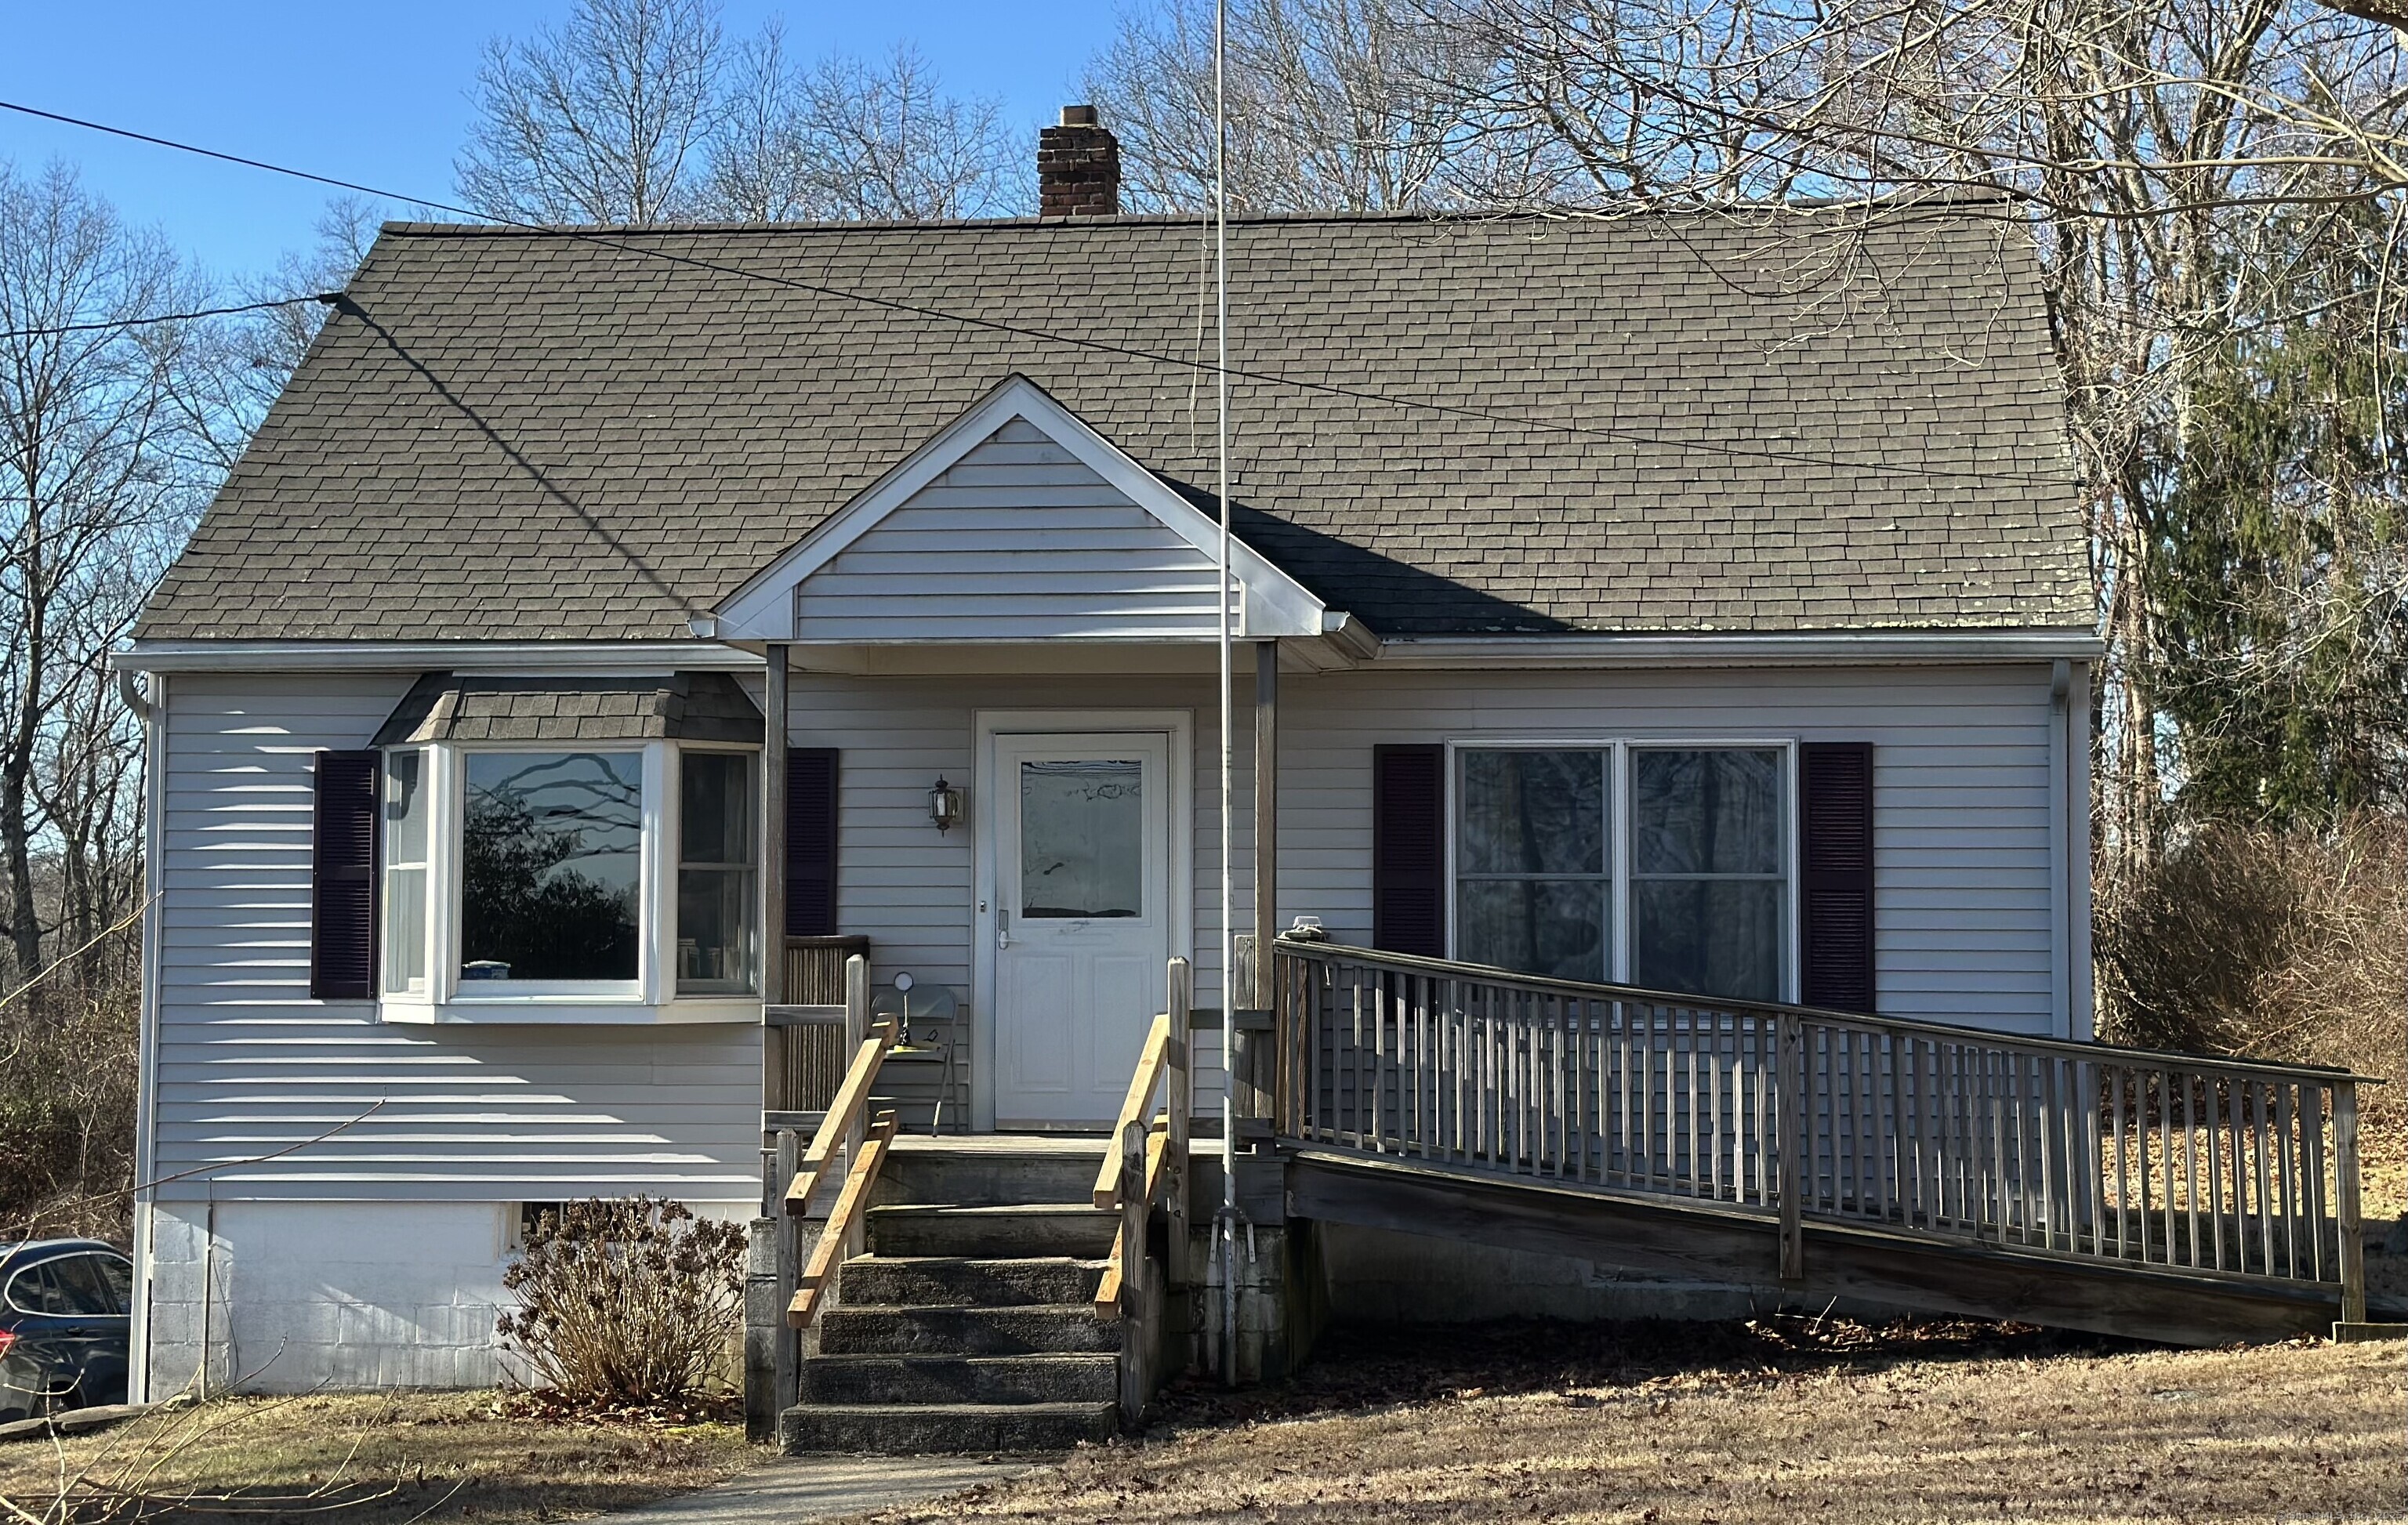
[113,640,762,674]
[1374,629,2105,668]
[2047,659,2072,1040]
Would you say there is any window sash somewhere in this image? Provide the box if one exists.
[1452,741,1794,1000]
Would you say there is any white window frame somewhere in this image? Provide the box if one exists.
[1443,737,1801,1001]
[378,738,762,1026]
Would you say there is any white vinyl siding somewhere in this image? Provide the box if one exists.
[1271,665,2064,1034]
[793,420,1235,643]
[150,674,760,1204]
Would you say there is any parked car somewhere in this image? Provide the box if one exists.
[0,1240,132,1422]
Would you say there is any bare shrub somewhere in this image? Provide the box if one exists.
[2097,814,2406,1111]
[495,1197,745,1418]
[0,974,140,1241]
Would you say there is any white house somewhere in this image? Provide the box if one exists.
[115,114,2105,1399]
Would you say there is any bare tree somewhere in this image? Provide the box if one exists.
[1083,0,1572,212]
[456,0,727,224]
[706,34,1025,220]
[0,161,212,980]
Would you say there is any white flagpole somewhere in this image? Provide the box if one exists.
[1213,0,1238,1387]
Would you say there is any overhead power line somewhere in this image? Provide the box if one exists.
[0,291,339,342]
[0,96,2075,490]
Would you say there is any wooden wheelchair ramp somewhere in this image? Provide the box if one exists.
[1264,943,2377,1346]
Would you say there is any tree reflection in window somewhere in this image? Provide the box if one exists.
[462,752,642,981]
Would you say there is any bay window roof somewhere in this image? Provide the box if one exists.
[371,672,762,748]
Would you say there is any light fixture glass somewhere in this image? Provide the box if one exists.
[929,777,963,833]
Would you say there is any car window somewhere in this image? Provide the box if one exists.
[90,1253,132,1313]
[4,1263,70,1314]
[47,1255,118,1316]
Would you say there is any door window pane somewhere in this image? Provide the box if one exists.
[462,752,642,982]
[678,751,758,995]
[1456,749,1609,981]
[1020,760,1143,918]
[381,750,428,995]
[1630,748,1786,1002]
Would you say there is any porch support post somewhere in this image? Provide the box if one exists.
[1253,640,1278,1008]
[763,644,790,1012]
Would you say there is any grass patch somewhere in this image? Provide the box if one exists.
[0,1390,760,1524]
[878,1319,2406,1524]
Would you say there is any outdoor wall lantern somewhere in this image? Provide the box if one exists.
[928,777,963,834]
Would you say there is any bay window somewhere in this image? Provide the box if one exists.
[1455,743,1792,1002]
[375,740,760,1020]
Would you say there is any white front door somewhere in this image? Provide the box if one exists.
[991,731,1173,1127]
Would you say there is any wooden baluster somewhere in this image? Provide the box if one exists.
[2224,1075,2246,1274]
[2203,1072,2225,1271]
[2301,1084,2321,1281]
[2249,1080,2270,1280]
[2276,1081,2298,1280]
[2111,1066,2130,1261]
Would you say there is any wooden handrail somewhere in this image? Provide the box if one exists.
[1093,1012,1173,1210]
[788,1110,898,1328]
[1274,940,2384,1089]
[784,1016,899,1217]
[1095,1118,1169,1320]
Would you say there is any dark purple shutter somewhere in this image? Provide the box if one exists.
[786,749,839,936]
[1799,742,1875,1013]
[1372,744,1445,956]
[310,750,379,1000]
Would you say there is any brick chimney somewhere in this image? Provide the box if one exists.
[1038,105,1119,219]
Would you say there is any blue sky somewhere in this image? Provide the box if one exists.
[0,0,1118,283]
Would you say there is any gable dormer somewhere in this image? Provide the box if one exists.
[716,377,1325,643]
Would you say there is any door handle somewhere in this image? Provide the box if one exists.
[996,907,1011,950]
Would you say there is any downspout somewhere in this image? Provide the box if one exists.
[2047,659,2071,1041]
[120,666,166,1403]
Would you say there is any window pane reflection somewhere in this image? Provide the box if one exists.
[678,752,756,995]
[1020,760,1143,918]
[462,751,641,982]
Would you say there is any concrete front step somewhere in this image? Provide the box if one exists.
[818,1302,1119,1356]
[878,1140,1104,1208]
[867,1204,1118,1259]
[838,1255,1106,1308]
[800,1353,1119,1406]
[781,1400,1119,1455]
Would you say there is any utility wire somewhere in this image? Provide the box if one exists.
[0,292,337,342]
[0,96,2075,489]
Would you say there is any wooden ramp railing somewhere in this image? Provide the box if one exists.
[1094,958,1192,1320]
[1271,942,2375,1320]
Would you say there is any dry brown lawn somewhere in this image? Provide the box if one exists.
[883,1320,2408,1525]
[0,1390,758,1524]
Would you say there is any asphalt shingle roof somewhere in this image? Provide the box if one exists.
[139,207,2091,642]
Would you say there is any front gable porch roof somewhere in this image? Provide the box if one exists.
[716,376,1326,642]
